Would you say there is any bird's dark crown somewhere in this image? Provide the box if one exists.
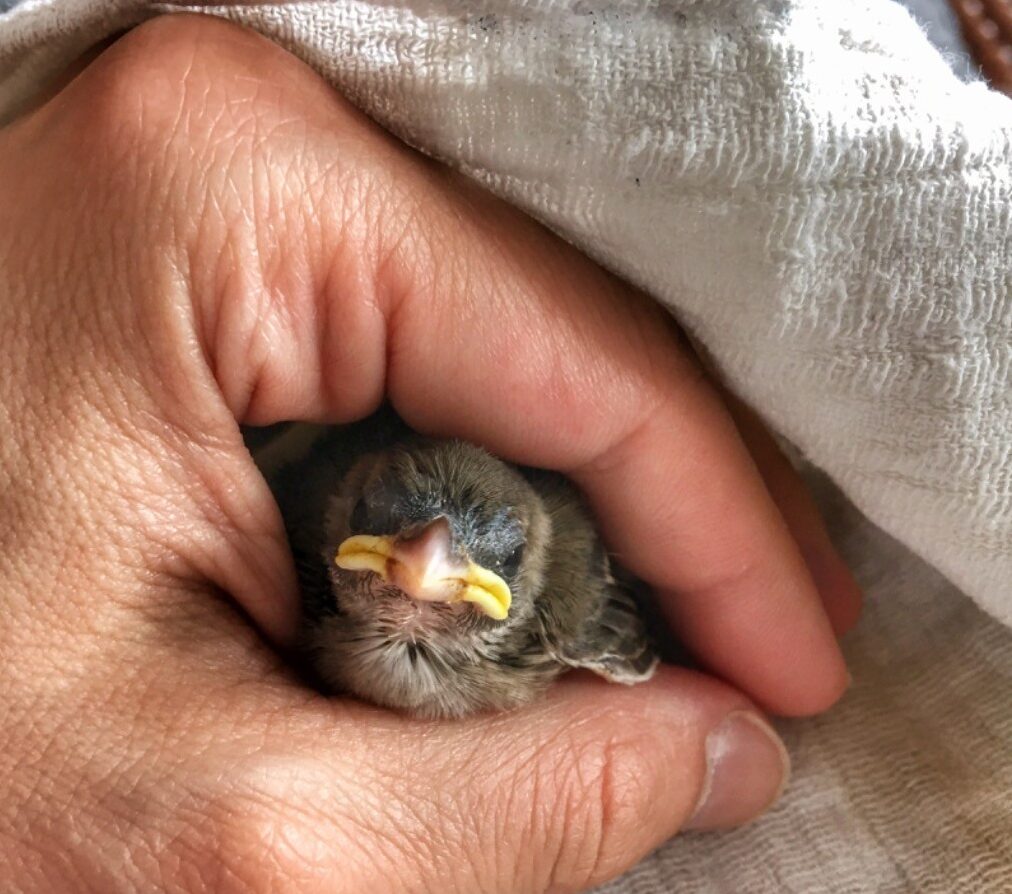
[348,439,534,583]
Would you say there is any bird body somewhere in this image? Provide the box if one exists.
[262,411,657,719]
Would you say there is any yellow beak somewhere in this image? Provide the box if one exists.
[334,525,512,621]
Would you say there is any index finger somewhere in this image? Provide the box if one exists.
[375,181,848,716]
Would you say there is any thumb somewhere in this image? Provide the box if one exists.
[341,668,788,893]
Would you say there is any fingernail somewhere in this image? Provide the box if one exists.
[685,710,791,830]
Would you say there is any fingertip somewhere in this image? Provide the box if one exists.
[718,393,865,638]
[761,656,850,717]
[536,668,791,849]
[657,576,851,719]
[807,551,864,637]
[747,641,851,718]
[545,664,794,810]
[684,710,791,831]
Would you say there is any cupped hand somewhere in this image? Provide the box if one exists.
[0,16,859,892]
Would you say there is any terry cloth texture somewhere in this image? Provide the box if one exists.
[1,2,1009,891]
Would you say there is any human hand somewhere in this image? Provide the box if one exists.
[0,16,859,892]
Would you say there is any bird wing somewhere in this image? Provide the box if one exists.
[546,565,659,685]
[538,554,663,688]
[526,470,658,686]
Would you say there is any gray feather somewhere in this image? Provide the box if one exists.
[526,471,658,685]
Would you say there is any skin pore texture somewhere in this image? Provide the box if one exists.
[0,15,860,894]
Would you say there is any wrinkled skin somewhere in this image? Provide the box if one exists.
[0,16,860,894]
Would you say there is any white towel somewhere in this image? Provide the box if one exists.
[1,2,1009,891]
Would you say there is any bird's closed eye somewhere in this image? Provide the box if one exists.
[501,544,525,579]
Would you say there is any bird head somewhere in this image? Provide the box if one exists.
[324,439,551,644]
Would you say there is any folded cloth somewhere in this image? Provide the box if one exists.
[1,2,1009,892]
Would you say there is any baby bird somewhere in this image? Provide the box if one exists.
[261,411,657,719]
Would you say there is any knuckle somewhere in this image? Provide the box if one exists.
[71,15,283,182]
[370,183,444,317]
[482,725,659,893]
[542,731,657,891]
[74,18,205,151]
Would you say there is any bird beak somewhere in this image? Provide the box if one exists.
[334,517,512,620]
